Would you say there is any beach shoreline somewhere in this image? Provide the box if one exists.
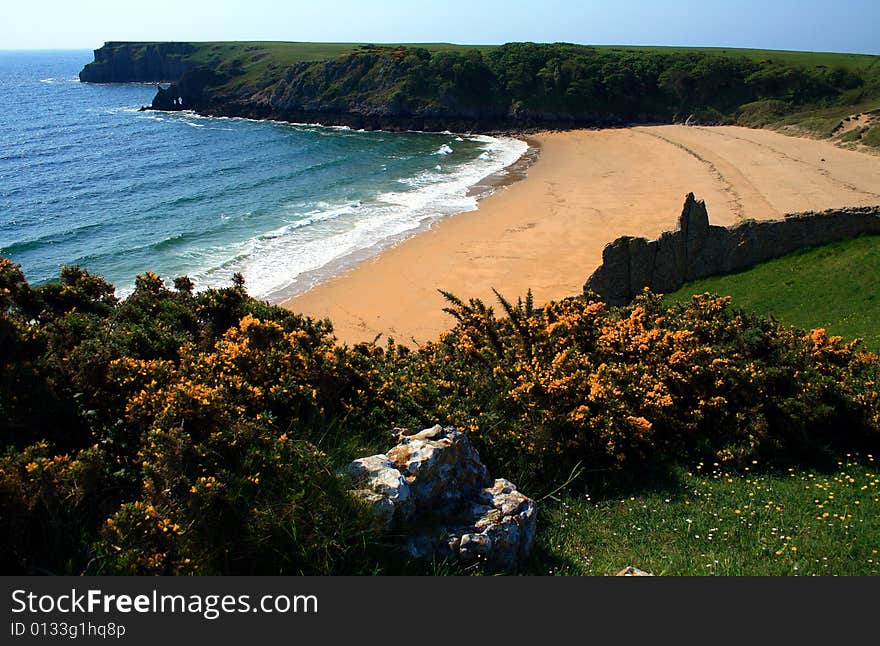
[250,132,533,305]
[282,125,880,345]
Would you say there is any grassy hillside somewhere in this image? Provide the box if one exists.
[86,41,880,138]
[665,235,880,352]
[181,41,495,82]
[120,40,880,73]
[595,45,880,72]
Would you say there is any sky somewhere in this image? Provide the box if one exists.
[1,0,878,54]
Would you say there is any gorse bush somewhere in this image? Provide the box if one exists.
[388,291,880,489]
[0,258,381,574]
[1,257,878,573]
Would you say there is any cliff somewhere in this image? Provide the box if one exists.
[79,42,201,83]
[138,45,646,132]
[77,41,878,133]
[584,194,880,304]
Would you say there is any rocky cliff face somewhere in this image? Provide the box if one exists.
[142,46,656,132]
[584,194,880,304]
[79,42,200,83]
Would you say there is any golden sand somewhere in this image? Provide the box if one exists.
[284,125,880,345]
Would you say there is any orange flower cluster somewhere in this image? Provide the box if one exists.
[389,290,880,486]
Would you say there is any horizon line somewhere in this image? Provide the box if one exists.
[1,41,879,57]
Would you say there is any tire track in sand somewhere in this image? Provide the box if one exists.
[633,128,750,220]
[692,126,880,201]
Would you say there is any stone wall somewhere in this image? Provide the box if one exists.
[583,194,880,305]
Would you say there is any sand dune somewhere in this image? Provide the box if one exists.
[284,126,880,345]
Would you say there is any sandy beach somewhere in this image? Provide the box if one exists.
[285,125,880,345]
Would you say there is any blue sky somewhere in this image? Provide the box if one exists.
[2,0,878,54]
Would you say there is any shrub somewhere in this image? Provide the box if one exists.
[383,291,880,490]
[0,442,111,573]
[94,420,372,575]
[735,99,791,127]
[2,259,879,572]
[862,125,880,148]
[0,262,385,574]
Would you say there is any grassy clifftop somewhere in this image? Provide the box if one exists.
[666,235,880,352]
[79,41,496,83]
[82,41,880,82]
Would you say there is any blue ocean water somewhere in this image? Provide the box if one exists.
[0,50,526,300]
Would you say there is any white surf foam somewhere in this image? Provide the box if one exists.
[39,76,80,84]
[191,134,528,301]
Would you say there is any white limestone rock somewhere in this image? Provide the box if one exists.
[348,426,537,570]
[345,454,413,529]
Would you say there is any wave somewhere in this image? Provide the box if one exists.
[189,134,528,300]
[39,76,80,84]
[93,106,142,115]
[0,220,107,255]
[5,71,529,302]
[256,201,361,240]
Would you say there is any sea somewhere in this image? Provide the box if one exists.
[0,50,527,301]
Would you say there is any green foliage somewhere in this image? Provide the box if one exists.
[787,115,843,137]
[385,291,880,491]
[862,125,880,148]
[0,259,383,574]
[0,442,112,574]
[665,235,880,353]
[735,99,792,127]
[838,126,869,143]
[2,257,879,573]
[95,419,371,575]
[157,41,880,131]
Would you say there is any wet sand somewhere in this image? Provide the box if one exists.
[284,125,880,345]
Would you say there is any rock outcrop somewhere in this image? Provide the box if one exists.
[79,42,200,83]
[584,194,880,305]
[147,85,184,111]
[345,425,537,569]
[345,454,414,531]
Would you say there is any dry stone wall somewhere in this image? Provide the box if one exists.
[583,194,880,305]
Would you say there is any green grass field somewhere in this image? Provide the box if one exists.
[172,40,880,71]
[664,235,880,353]
[526,456,880,575]
[119,40,880,88]
[596,45,880,72]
